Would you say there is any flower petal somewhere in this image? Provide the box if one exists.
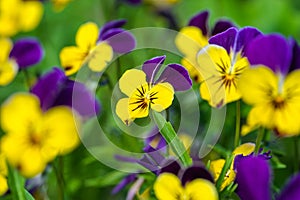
[289,37,300,72]
[9,38,43,68]
[209,27,237,54]
[119,69,147,96]
[142,56,166,83]
[234,155,271,200]
[150,82,174,112]
[0,93,42,133]
[116,98,133,125]
[19,1,43,32]
[102,29,136,54]
[0,38,12,62]
[0,60,18,86]
[99,19,127,40]
[277,174,300,200]
[175,26,208,57]
[233,143,255,156]
[87,42,113,72]
[209,159,235,190]
[235,27,262,53]
[244,34,292,75]
[211,20,235,36]
[156,64,192,91]
[185,178,219,200]
[154,173,183,200]
[238,66,278,105]
[188,11,209,36]
[59,46,86,76]
[75,22,98,51]
[180,165,214,186]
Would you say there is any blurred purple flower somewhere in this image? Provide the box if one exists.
[31,67,100,118]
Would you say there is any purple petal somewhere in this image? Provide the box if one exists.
[289,37,300,72]
[209,27,238,54]
[31,67,66,111]
[188,11,209,36]
[125,0,142,5]
[53,80,100,118]
[235,26,262,53]
[158,159,181,176]
[99,19,127,40]
[211,20,235,36]
[137,154,160,172]
[234,155,271,200]
[179,164,214,186]
[277,174,300,200]
[102,28,136,54]
[142,56,166,83]
[156,64,192,91]
[112,173,137,194]
[244,34,292,75]
[9,38,43,69]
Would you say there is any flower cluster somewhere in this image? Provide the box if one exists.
[1,1,300,200]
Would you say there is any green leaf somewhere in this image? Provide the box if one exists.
[24,190,35,200]
[7,163,26,200]
[270,155,286,169]
[84,171,127,187]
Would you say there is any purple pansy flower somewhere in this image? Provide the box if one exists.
[234,155,300,200]
[31,67,100,118]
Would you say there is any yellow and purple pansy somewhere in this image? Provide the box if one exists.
[197,27,262,107]
[116,55,192,125]
[175,10,235,82]
[60,19,136,76]
[0,37,43,86]
[30,67,100,119]
[0,93,80,178]
[238,34,300,136]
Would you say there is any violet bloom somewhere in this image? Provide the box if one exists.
[31,67,100,118]
[234,155,300,200]
[0,37,43,86]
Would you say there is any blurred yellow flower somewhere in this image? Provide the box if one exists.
[0,153,8,196]
[0,0,43,37]
[154,173,218,200]
[0,93,80,177]
[0,38,17,86]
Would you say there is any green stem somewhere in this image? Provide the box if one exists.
[234,100,241,148]
[22,70,31,89]
[254,127,264,154]
[294,136,299,172]
[53,157,65,200]
[152,111,192,167]
[116,57,122,80]
[7,163,26,200]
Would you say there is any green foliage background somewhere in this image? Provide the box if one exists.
[1,0,300,199]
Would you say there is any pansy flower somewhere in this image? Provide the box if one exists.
[0,0,43,37]
[0,37,43,86]
[209,143,255,190]
[175,11,235,82]
[197,27,262,107]
[31,67,100,119]
[238,34,300,136]
[154,163,218,200]
[234,154,300,200]
[60,19,136,76]
[116,55,192,125]
[0,93,80,177]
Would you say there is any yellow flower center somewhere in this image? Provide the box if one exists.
[130,84,158,112]
[272,95,285,109]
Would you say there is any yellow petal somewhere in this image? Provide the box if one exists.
[0,175,8,196]
[42,106,80,155]
[185,178,219,200]
[233,142,255,156]
[76,22,98,51]
[19,1,43,32]
[154,173,184,200]
[175,26,208,57]
[128,84,150,119]
[0,38,12,62]
[238,66,278,105]
[0,0,20,36]
[181,57,203,82]
[0,93,42,133]
[209,159,235,191]
[119,69,147,96]
[150,82,174,112]
[116,98,134,125]
[59,46,87,76]
[0,60,18,86]
[87,42,113,72]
